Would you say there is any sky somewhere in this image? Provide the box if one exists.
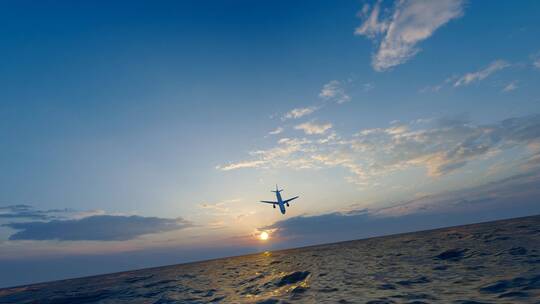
[1,0,540,288]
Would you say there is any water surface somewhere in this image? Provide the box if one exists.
[1,215,539,303]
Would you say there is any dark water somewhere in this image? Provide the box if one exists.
[1,215,539,304]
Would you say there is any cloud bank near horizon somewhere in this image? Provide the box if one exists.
[262,170,540,246]
[2,214,192,241]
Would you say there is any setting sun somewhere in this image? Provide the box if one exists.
[259,231,269,241]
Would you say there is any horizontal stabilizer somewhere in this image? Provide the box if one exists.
[272,184,283,193]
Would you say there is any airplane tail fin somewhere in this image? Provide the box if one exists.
[271,184,283,193]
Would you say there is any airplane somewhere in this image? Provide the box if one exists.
[260,185,299,215]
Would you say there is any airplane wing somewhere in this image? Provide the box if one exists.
[283,196,299,203]
[260,200,277,204]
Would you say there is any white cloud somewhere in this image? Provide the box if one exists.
[533,54,540,69]
[355,1,388,39]
[421,60,512,93]
[356,0,465,71]
[199,198,241,214]
[454,60,510,87]
[268,127,284,135]
[295,121,333,135]
[216,138,313,171]
[282,106,318,120]
[319,80,350,104]
[219,115,540,188]
[216,160,267,171]
[281,80,352,125]
[71,209,107,219]
[363,82,375,92]
[502,80,518,92]
[419,75,458,93]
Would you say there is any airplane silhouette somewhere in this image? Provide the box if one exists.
[259,185,299,214]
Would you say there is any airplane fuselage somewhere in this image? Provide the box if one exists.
[275,191,286,214]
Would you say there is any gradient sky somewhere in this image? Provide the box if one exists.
[1,0,540,287]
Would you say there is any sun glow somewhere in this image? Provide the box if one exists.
[259,231,269,241]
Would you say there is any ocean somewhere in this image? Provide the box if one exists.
[1,215,539,303]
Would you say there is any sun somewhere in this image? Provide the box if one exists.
[259,231,269,241]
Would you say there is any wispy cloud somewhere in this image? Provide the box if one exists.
[220,114,540,187]
[421,60,512,93]
[348,115,540,178]
[454,60,510,87]
[217,137,313,171]
[295,121,333,135]
[356,0,465,71]
[199,198,242,214]
[502,80,518,92]
[280,80,352,127]
[0,205,73,221]
[282,106,318,120]
[532,51,540,69]
[217,160,267,171]
[319,80,350,104]
[419,84,443,93]
[363,82,375,92]
[3,215,192,241]
[268,127,284,135]
[355,1,388,39]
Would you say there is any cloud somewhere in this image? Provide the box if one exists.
[251,137,313,167]
[217,160,267,171]
[421,60,512,92]
[532,51,540,69]
[419,84,443,93]
[262,170,540,245]
[502,81,518,92]
[294,121,333,135]
[454,60,510,87]
[199,198,241,214]
[282,106,318,120]
[375,171,540,216]
[217,137,314,171]
[348,114,540,178]
[280,80,350,128]
[280,80,351,125]
[0,205,72,221]
[363,83,375,92]
[355,1,388,39]
[319,80,350,104]
[219,114,540,187]
[268,127,284,135]
[0,204,32,212]
[3,215,192,241]
[356,0,465,71]
[70,209,107,219]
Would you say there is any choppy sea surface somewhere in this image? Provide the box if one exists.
[1,215,539,304]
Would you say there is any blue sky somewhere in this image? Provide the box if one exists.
[1,0,540,287]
